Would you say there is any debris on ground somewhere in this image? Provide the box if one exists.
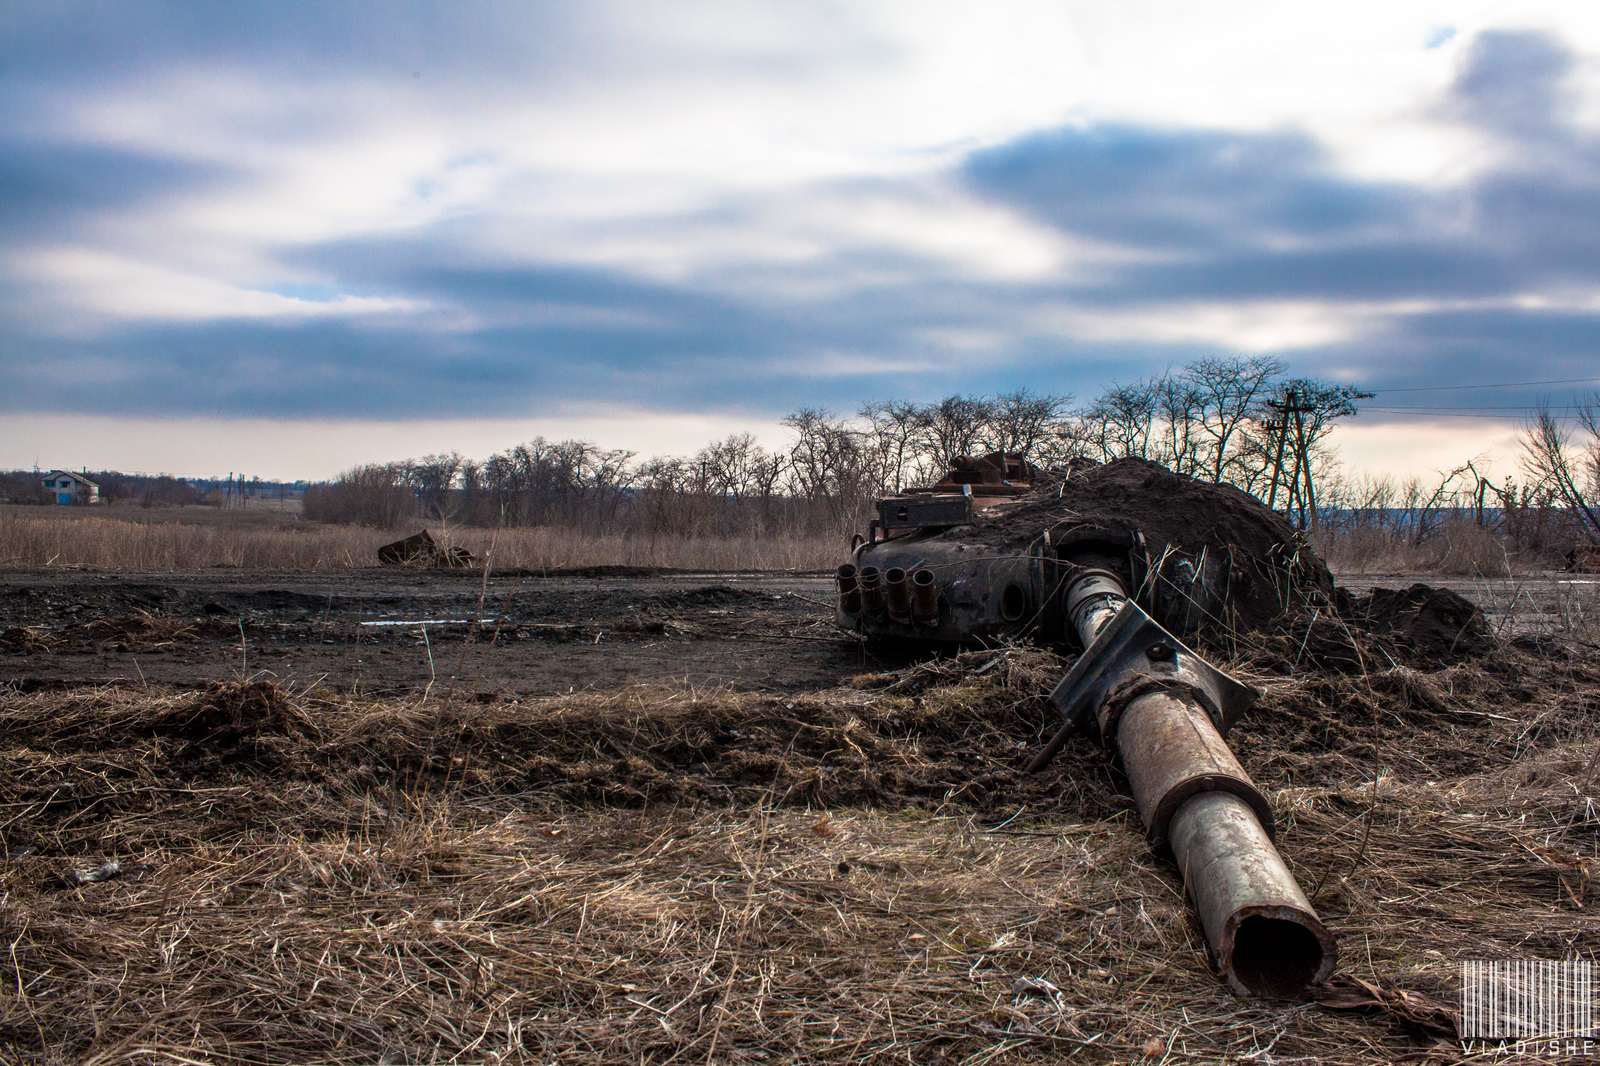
[0,625,57,653]
[377,529,474,568]
[1565,545,1600,573]
[1315,975,1459,1041]
[51,859,153,891]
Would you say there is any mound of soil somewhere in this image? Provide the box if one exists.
[942,458,1333,633]
[211,589,340,613]
[644,586,775,610]
[1345,584,1495,665]
[1250,584,1496,675]
[498,565,673,579]
[149,680,313,749]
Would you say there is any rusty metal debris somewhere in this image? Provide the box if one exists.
[838,456,1337,999]
[377,530,474,568]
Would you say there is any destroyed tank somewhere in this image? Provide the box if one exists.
[837,455,1339,1000]
[837,452,1329,648]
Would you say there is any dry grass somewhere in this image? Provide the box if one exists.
[1315,520,1517,578]
[1,500,304,528]
[0,510,839,572]
[2,628,1597,1063]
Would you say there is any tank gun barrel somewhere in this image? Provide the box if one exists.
[1049,569,1335,998]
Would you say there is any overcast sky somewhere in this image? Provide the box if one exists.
[4,1,1600,480]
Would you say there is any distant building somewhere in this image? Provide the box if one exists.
[41,470,99,506]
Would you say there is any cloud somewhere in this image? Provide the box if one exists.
[1447,29,1576,141]
[965,124,1420,254]
[13,245,426,325]
[955,29,1600,394]
[3,10,1600,468]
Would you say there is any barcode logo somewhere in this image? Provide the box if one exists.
[1461,961,1595,1039]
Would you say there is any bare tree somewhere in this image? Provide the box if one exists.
[1522,403,1600,544]
[1410,464,1473,546]
[1151,375,1205,475]
[1184,356,1284,483]
[913,395,994,474]
[301,361,1382,543]
[783,408,871,534]
[1083,380,1159,460]
[409,453,465,521]
[858,399,922,495]
[980,389,1073,464]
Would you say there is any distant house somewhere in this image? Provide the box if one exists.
[41,470,99,506]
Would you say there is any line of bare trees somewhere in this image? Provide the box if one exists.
[305,357,1373,539]
[302,358,1600,566]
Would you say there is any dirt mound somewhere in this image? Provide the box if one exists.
[941,458,1332,633]
[149,680,314,751]
[213,589,339,613]
[643,586,775,610]
[0,653,1111,821]
[0,626,56,653]
[1266,584,1495,674]
[413,653,1103,812]
[508,560,678,576]
[1348,584,1495,664]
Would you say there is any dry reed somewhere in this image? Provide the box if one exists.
[0,511,839,572]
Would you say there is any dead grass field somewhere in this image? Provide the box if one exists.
[6,503,1583,580]
[1314,520,1524,578]
[0,507,839,572]
[2,616,1596,1063]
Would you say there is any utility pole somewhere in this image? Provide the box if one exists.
[1264,391,1293,511]
[1264,389,1317,529]
[1291,394,1317,531]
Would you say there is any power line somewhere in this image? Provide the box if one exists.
[1364,404,1587,413]
[1363,407,1587,419]
[1369,375,1600,393]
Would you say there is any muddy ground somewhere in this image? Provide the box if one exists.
[0,568,871,696]
[2,567,1594,697]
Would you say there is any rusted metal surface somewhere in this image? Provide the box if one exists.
[1062,567,1125,641]
[836,564,861,615]
[1050,595,1257,740]
[876,493,973,532]
[859,566,885,614]
[1168,791,1336,998]
[840,539,1038,642]
[884,567,912,623]
[1113,690,1274,848]
[920,451,1038,497]
[910,568,939,625]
